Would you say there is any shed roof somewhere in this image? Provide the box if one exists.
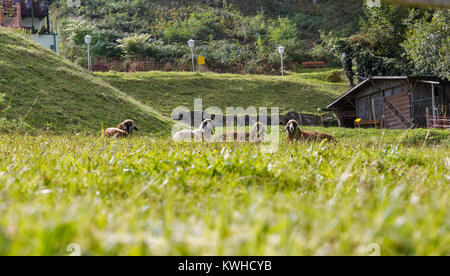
[327,76,409,109]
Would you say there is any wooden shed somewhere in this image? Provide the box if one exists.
[327,76,450,129]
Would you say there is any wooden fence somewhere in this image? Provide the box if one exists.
[92,58,322,75]
[426,115,450,129]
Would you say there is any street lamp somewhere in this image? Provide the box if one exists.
[278,46,285,76]
[84,35,92,71]
[188,39,195,72]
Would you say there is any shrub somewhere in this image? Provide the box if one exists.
[0,117,33,134]
[117,33,152,58]
[323,117,339,127]
[197,40,252,66]
[326,70,343,83]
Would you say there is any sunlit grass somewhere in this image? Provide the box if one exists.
[0,128,448,255]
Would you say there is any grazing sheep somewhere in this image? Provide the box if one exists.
[221,122,267,142]
[104,119,138,138]
[285,119,336,143]
[172,119,215,142]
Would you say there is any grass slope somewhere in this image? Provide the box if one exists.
[0,28,171,135]
[100,71,349,117]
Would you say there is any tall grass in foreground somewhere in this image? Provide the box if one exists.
[0,130,448,255]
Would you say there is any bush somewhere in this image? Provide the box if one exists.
[58,5,315,69]
[326,70,343,83]
[0,117,33,134]
[197,40,252,66]
[323,117,339,127]
[309,43,341,67]
[117,34,152,58]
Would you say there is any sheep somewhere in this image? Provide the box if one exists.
[117,119,138,134]
[172,119,215,142]
[103,128,129,138]
[221,122,267,142]
[285,119,336,143]
[250,122,267,142]
[104,119,138,138]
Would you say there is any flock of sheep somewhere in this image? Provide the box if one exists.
[104,119,337,143]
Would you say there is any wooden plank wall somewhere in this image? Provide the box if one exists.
[356,80,409,121]
[384,92,411,129]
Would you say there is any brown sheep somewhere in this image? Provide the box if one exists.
[103,128,129,138]
[221,122,266,142]
[285,120,336,143]
[117,119,138,134]
[104,119,138,138]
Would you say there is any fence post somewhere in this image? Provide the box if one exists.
[371,98,377,129]
[298,109,303,126]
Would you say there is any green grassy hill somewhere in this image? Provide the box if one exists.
[0,27,349,135]
[100,71,349,117]
[0,28,171,135]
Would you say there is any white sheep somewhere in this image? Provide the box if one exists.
[172,119,215,142]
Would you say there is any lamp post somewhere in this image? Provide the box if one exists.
[84,35,92,71]
[278,46,285,76]
[188,39,195,72]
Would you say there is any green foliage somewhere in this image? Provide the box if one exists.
[325,70,343,83]
[117,33,152,58]
[309,31,342,67]
[329,4,450,82]
[197,40,253,66]
[328,3,445,82]
[58,20,123,66]
[360,4,411,59]
[51,0,365,68]
[0,129,448,255]
[403,10,450,80]
[338,3,414,79]
[265,17,308,64]
[0,117,33,134]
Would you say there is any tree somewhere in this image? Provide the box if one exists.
[403,10,450,80]
[331,3,418,84]
[333,38,355,87]
[360,4,411,59]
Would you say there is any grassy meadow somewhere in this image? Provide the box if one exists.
[0,26,449,256]
[99,71,348,117]
[0,128,448,255]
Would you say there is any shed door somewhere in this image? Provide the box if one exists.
[384,91,412,129]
